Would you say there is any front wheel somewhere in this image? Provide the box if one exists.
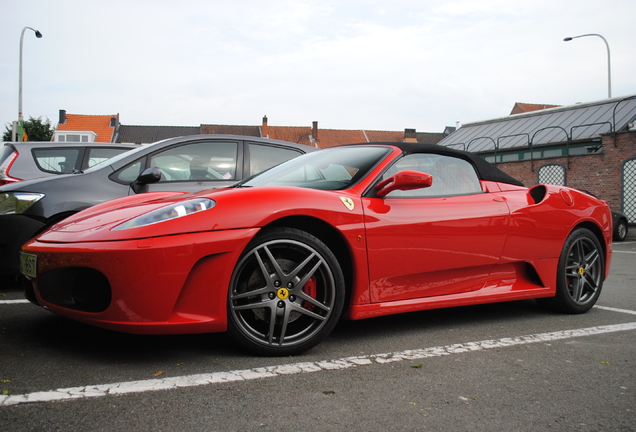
[227,227,345,356]
[537,228,604,313]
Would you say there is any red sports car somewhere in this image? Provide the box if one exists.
[20,143,613,356]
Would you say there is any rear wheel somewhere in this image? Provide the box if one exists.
[227,227,345,356]
[614,219,628,242]
[537,228,604,313]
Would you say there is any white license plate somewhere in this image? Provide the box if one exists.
[20,252,37,278]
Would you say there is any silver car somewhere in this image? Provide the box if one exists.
[0,141,137,186]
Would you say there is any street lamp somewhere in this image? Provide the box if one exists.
[13,26,43,142]
[563,34,611,99]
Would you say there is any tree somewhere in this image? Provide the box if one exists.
[2,116,54,142]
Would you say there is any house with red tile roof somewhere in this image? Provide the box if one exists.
[201,116,449,149]
[510,102,561,115]
[53,110,119,143]
[53,109,451,147]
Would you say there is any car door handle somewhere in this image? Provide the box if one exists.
[493,196,507,202]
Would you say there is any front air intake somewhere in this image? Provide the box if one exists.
[38,267,112,313]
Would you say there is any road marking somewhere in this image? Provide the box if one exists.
[613,250,636,254]
[0,299,29,305]
[2,321,635,407]
[595,305,636,315]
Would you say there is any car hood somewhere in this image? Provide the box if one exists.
[34,186,363,244]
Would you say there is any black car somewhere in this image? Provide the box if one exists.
[0,135,316,276]
[612,210,629,242]
[577,189,630,242]
[0,141,137,186]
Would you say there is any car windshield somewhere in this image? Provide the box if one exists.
[237,146,391,190]
[83,139,169,173]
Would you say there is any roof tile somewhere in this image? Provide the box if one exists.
[201,124,261,136]
[118,125,201,144]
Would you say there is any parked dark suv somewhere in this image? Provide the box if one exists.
[0,135,316,276]
[0,141,137,186]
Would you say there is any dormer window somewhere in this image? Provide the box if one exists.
[53,130,97,143]
[59,134,87,142]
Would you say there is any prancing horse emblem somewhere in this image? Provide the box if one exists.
[340,197,354,211]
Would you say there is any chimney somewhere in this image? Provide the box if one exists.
[262,115,269,138]
[311,121,318,145]
[110,114,120,143]
[404,128,417,143]
[59,109,67,125]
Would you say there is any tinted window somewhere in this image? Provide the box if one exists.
[86,140,158,173]
[150,141,238,182]
[32,148,81,174]
[381,153,482,197]
[248,144,302,176]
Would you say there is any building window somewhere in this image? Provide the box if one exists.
[538,163,566,186]
[542,149,563,158]
[480,142,602,163]
[522,150,542,160]
[54,131,96,143]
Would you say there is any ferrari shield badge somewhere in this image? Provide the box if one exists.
[340,196,355,211]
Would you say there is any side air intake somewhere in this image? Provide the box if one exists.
[528,185,547,204]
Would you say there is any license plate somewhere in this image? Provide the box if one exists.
[20,252,37,278]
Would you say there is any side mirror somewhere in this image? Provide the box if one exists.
[130,167,161,194]
[375,170,433,198]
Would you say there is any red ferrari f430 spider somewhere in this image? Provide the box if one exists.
[20,143,613,355]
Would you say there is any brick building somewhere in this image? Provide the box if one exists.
[438,96,636,223]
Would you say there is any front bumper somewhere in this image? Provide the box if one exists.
[21,228,259,334]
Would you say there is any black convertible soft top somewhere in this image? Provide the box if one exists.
[355,142,525,187]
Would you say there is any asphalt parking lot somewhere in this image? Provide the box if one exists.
[1,237,635,431]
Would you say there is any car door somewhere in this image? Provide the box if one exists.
[362,153,510,303]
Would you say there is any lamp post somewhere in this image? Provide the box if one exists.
[563,34,611,99]
[13,26,43,142]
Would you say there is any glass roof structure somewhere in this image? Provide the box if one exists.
[438,95,636,153]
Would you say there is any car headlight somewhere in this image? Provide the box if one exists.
[113,198,216,230]
[0,192,45,215]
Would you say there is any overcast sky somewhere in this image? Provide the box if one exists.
[2,0,636,135]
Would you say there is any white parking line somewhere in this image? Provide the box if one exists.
[0,299,29,305]
[2,321,635,407]
[595,305,636,315]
